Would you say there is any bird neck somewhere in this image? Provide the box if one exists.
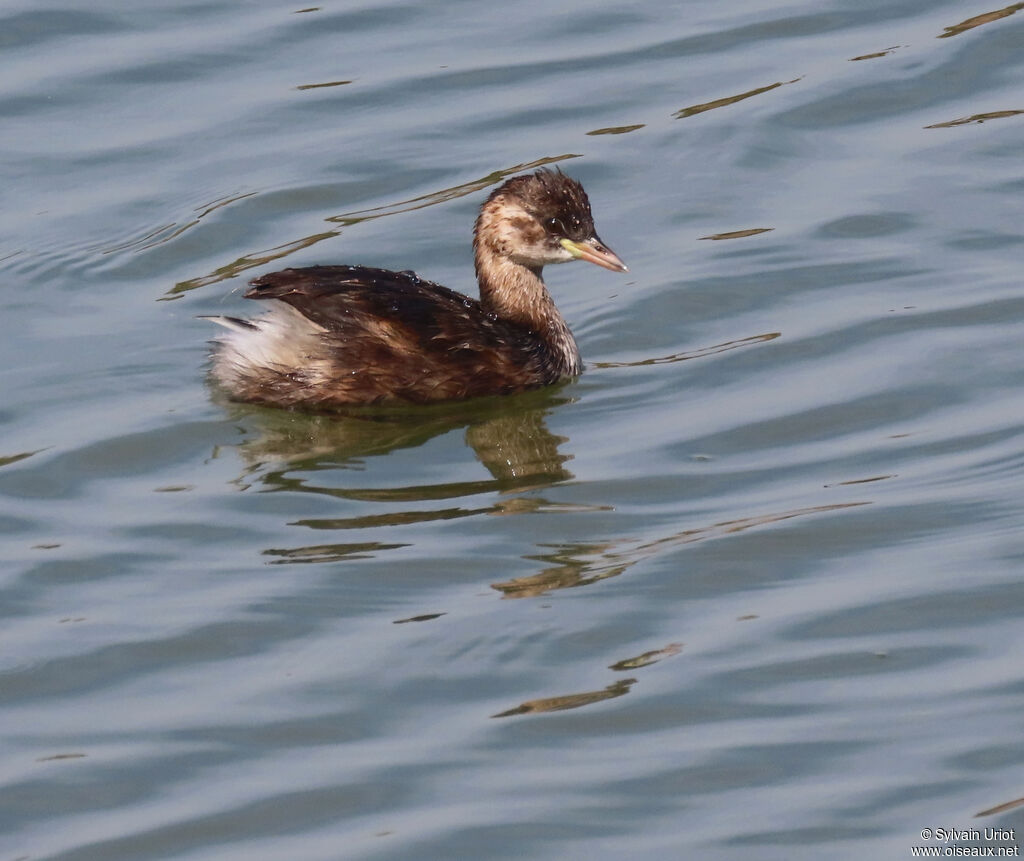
[474,249,581,377]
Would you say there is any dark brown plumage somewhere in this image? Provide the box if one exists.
[207,169,626,408]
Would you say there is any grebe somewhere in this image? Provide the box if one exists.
[207,169,626,408]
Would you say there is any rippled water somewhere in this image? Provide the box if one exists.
[3,1,1024,859]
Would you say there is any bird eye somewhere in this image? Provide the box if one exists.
[545,217,565,234]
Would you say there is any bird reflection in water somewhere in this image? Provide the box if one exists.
[215,387,583,523]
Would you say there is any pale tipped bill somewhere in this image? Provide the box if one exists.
[560,236,628,272]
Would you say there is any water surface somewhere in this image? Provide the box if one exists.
[3,1,1024,859]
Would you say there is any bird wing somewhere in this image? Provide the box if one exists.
[243,266,557,401]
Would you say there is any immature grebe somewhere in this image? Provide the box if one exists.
[208,169,626,408]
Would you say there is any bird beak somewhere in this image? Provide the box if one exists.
[560,236,629,272]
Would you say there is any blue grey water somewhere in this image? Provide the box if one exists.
[2,0,1023,858]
